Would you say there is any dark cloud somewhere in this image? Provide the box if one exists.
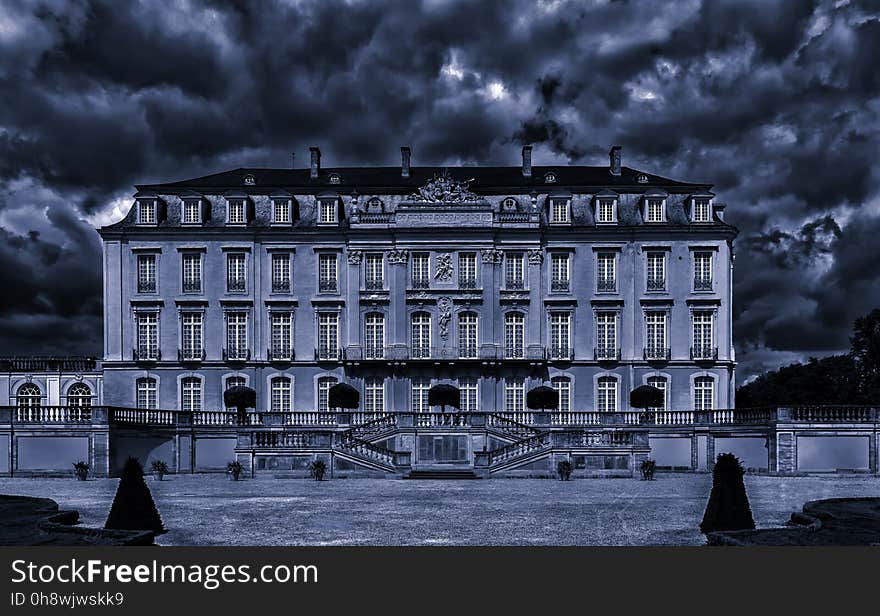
[0,0,878,378]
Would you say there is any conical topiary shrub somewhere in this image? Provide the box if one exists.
[105,457,166,535]
[699,453,756,534]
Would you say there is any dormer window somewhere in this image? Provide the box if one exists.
[544,172,557,184]
[645,198,665,223]
[319,199,338,224]
[596,198,617,224]
[328,173,341,185]
[273,199,291,224]
[227,199,246,224]
[692,198,712,223]
[549,198,570,224]
[182,199,201,224]
[637,174,649,184]
[502,197,517,211]
[138,200,156,225]
[243,174,255,186]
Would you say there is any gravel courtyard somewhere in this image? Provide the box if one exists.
[1,474,877,546]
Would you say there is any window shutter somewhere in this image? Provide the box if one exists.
[156,199,167,223]
[246,199,255,223]
[201,199,212,223]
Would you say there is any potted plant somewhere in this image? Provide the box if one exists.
[640,458,656,480]
[151,460,169,481]
[308,459,327,481]
[73,461,90,481]
[227,460,244,481]
[557,459,573,481]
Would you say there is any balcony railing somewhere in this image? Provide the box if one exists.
[318,279,337,293]
[363,345,386,360]
[694,276,713,291]
[12,405,92,423]
[690,345,718,361]
[644,346,671,361]
[272,279,291,293]
[364,279,384,291]
[458,278,478,290]
[137,280,156,293]
[178,348,206,362]
[226,278,247,293]
[357,212,395,224]
[0,356,98,372]
[315,347,342,361]
[458,345,479,359]
[223,347,250,362]
[647,278,666,292]
[504,346,525,359]
[268,348,294,362]
[596,277,616,292]
[182,280,201,293]
[547,345,574,360]
[411,277,430,289]
[410,345,432,359]
[550,279,570,293]
[594,346,620,361]
[505,279,525,290]
[133,348,161,362]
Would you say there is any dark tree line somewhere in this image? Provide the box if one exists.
[737,309,880,407]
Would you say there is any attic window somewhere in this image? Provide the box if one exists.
[243,174,255,186]
[366,197,383,211]
[227,199,246,224]
[544,172,557,184]
[138,200,156,225]
[637,174,649,184]
[273,199,291,224]
[328,173,341,185]
[502,197,517,211]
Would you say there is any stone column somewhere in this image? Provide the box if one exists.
[526,249,544,359]
[90,407,110,477]
[345,249,362,356]
[387,250,408,354]
[775,431,796,474]
[706,434,716,472]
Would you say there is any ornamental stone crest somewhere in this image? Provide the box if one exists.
[387,249,409,265]
[527,249,544,265]
[438,297,452,339]
[408,170,481,203]
[434,253,453,281]
[347,250,363,265]
[481,248,503,264]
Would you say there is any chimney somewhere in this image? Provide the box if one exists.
[290,152,295,169]
[401,146,411,178]
[609,145,622,176]
[309,147,321,179]
[521,145,532,177]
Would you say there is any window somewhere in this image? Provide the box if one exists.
[458,312,478,358]
[67,383,92,408]
[136,312,159,360]
[597,376,617,412]
[549,312,571,359]
[328,173,341,185]
[364,253,384,290]
[270,312,294,361]
[182,200,201,224]
[225,376,246,411]
[317,376,338,412]
[318,253,337,293]
[225,312,248,360]
[138,200,156,224]
[504,312,525,359]
[319,199,337,224]
[458,252,477,288]
[181,313,203,360]
[411,312,431,358]
[596,312,618,360]
[182,253,201,293]
[645,198,665,223]
[364,378,384,414]
[694,252,713,291]
[137,254,157,293]
[460,377,478,412]
[505,253,525,289]
[273,199,290,223]
[647,376,667,411]
[364,313,385,359]
[597,199,617,223]
[226,253,247,293]
[694,376,714,411]
[692,311,715,360]
[646,252,666,291]
[181,377,202,412]
[551,377,571,413]
[550,198,570,224]
[17,383,41,409]
[270,376,292,412]
[544,172,557,183]
[645,312,668,360]
[692,198,712,222]
[412,252,430,288]
[596,252,616,292]
[227,199,246,224]
[550,253,570,292]
[317,312,339,360]
[136,378,157,410]
[411,378,430,413]
[271,253,291,293]
[504,378,525,413]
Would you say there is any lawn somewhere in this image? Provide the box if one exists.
[1,474,877,546]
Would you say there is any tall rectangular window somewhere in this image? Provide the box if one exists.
[317,312,339,360]
[364,253,384,290]
[692,198,712,222]
[226,253,247,293]
[271,253,291,293]
[646,198,665,223]
[136,378,157,409]
[319,200,337,224]
[694,377,714,410]
[228,199,246,224]
[647,376,667,411]
[273,199,290,223]
[411,252,430,288]
[181,313,203,360]
[182,253,201,293]
[460,377,479,412]
[597,377,617,412]
[596,252,616,292]
[504,379,525,413]
[318,253,338,293]
[646,252,666,291]
[411,312,431,359]
[551,377,571,413]
[694,252,713,290]
[317,377,337,412]
[226,312,248,360]
[596,312,617,360]
[138,200,156,224]
[458,312,478,358]
[270,312,294,360]
[597,199,616,223]
[550,253,570,292]
[692,311,714,360]
[364,378,384,413]
[645,312,667,360]
[458,252,477,288]
[364,313,385,359]
[136,312,159,360]
[411,378,430,413]
[137,254,157,293]
[550,198,570,224]
[271,377,292,412]
[504,312,525,358]
[182,200,201,224]
[181,377,202,412]
[505,253,525,289]
[549,312,571,359]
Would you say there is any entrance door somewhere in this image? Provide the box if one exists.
[417,435,469,464]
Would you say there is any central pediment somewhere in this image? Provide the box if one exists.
[404,170,487,205]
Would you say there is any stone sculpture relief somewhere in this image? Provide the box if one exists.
[387,249,409,265]
[434,253,453,281]
[438,297,452,339]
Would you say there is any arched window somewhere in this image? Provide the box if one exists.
[366,197,384,212]
[317,376,338,412]
[411,312,431,359]
[136,378,157,410]
[271,376,292,413]
[504,312,525,358]
[694,376,714,411]
[551,377,571,413]
[67,383,92,408]
[364,312,385,359]
[181,377,202,412]
[458,312,478,358]
[501,197,517,211]
[17,383,41,409]
[224,376,246,411]
[597,376,617,412]
[646,376,667,411]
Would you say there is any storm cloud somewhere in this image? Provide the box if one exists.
[0,0,878,381]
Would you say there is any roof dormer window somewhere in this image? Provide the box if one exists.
[637,174,649,184]
[243,174,255,186]
[182,199,201,224]
[319,198,338,224]
[328,173,341,185]
[138,200,156,225]
[502,197,517,211]
[645,198,666,223]
[549,197,570,224]
[227,198,246,225]
[691,197,713,223]
[544,172,557,184]
[596,198,617,224]
[273,198,291,224]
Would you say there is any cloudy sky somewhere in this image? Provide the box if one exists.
[0,0,878,382]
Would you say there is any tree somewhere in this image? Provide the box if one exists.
[736,355,860,407]
[851,308,880,402]
[428,384,460,413]
[526,385,559,412]
[699,453,755,534]
[223,385,256,426]
[630,385,664,411]
[328,383,359,410]
[105,457,166,534]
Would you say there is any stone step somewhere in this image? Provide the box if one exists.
[405,469,479,480]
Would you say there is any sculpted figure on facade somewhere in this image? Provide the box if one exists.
[438,297,452,339]
[407,170,481,203]
[387,249,409,265]
[481,248,503,264]
[527,249,544,265]
[347,249,363,265]
[435,253,453,281]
